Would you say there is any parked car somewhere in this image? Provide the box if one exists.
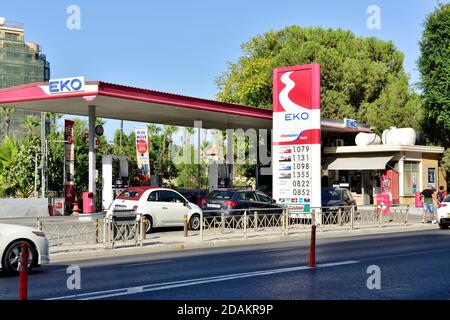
[0,224,49,274]
[437,195,450,230]
[321,187,357,222]
[201,189,283,217]
[106,186,203,233]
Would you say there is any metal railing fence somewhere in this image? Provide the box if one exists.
[0,204,410,246]
[200,205,410,241]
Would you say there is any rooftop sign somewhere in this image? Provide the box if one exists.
[48,76,85,94]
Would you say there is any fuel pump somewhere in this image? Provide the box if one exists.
[102,155,129,210]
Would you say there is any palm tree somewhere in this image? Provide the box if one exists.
[183,127,195,163]
[22,115,40,138]
[201,140,211,159]
[162,125,178,161]
[147,123,161,150]
[119,120,124,151]
[0,108,15,137]
[45,112,62,134]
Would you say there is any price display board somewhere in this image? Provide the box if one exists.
[272,64,321,216]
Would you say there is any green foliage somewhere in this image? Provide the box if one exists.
[175,145,207,189]
[0,137,40,198]
[418,3,450,150]
[47,132,64,194]
[216,25,418,132]
[0,108,15,137]
[0,137,18,171]
[442,149,450,174]
[0,117,196,197]
[22,115,40,138]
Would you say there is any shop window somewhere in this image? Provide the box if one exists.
[403,161,420,196]
[350,171,362,194]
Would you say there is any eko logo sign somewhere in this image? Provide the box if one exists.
[49,76,85,94]
[272,64,321,216]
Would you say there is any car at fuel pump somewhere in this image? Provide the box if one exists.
[106,186,203,233]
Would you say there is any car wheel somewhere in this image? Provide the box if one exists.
[2,240,36,275]
[144,215,153,234]
[189,214,201,231]
[439,223,449,230]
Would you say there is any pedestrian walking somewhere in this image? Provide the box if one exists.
[421,184,437,223]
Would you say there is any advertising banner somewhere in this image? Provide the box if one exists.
[135,128,151,182]
[64,120,76,204]
[272,64,321,217]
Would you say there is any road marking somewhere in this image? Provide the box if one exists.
[358,247,450,262]
[316,261,360,268]
[45,260,359,300]
[260,248,295,253]
[123,260,174,267]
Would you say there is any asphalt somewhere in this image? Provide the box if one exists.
[0,228,449,300]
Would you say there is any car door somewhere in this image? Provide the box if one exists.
[143,190,162,226]
[241,191,260,210]
[159,190,189,226]
[256,192,280,214]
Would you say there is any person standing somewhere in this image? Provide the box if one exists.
[437,186,447,203]
[421,184,437,223]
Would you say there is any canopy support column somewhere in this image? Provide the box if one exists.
[88,105,96,199]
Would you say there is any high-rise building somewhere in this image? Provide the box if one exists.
[0,17,50,139]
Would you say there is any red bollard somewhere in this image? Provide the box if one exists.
[309,210,316,268]
[309,225,316,267]
[18,243,29,301]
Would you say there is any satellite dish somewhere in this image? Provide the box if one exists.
[0,17,6,26]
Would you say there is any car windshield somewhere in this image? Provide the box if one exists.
[118,191,140,198]
[321,189,342,201]
[206,190,233,200]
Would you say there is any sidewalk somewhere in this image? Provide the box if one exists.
[49,222,438,263]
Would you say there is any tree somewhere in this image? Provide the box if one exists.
[119,120,124,151]
[46,112,62,134]
[175,145,208,189]
[0,137,18,171]
[0,108,15,138]
[0,137,41,198]
[161,125,178,163]
[216,26,419,133]
[22,115,40,138]
[201,140,211,158]
[46,132,64,195]
[418,3,450,149]
[181,127,195,163]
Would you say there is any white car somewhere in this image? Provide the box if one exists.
[437,195,450,230]
[0,223,49,274]
[106,187,203,233]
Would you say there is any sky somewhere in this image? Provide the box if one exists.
[1,0,444,143]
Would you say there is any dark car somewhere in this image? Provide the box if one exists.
[201,189,283,217]
[321,187,357,222]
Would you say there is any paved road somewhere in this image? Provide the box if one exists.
[1,229,449,300]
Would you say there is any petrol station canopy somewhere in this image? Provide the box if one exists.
[0,79,372,195]
[0,80,371,132]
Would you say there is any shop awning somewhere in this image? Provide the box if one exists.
[326,156,393,170]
